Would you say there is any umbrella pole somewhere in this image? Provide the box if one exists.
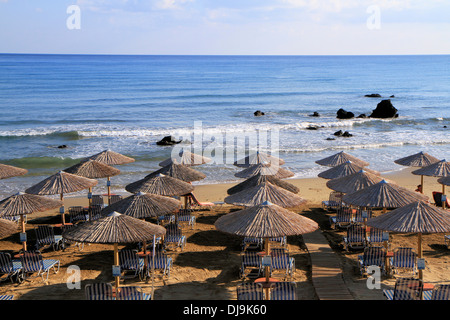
[442,184,446,209]
[418,233,424,300]
[114,243,120,292]
[421,175,424,194]
[151,235,155,300]
[21,213,27,252]
[60,193,65,225]
[88,187,92,208]
[107,177,111,206]
[264,237,270,300]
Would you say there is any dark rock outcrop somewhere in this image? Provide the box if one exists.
[337,109,354,119]
[254,110,265,116]
[310,112,320,117]
[156,136,182,146]
[369,99,398,118]
[365,93,382,98]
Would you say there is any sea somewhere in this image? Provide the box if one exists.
[0,54,449,198]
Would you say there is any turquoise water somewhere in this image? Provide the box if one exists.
[0,54,449,197]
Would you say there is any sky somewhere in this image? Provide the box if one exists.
[1,0,450,55]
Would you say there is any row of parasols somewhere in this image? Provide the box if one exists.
[315,151,450,282]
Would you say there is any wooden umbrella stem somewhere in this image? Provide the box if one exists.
[114,243,120,291]
[418,233,423,281]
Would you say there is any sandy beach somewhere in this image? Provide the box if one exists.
[0,167,449,301]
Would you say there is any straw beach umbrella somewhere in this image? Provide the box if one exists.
[315,151,369,168]
[0,163,28,180]
[234,151,285,168]
[25,171,98,225]
[64,159,120,207]
[215,201,318,298]
[342,180,428,210]
[101,192,181,219]
[227,172,300,195]
[85,150,135,205]
[159,149,211,167]
[412,160,450,207]
[235,163,295,179]
[125,173,194,196]
[0,218,18,239]
[367,201,450,283]
[318,161,380,180]
[224,182,307,208]
[145,162,206,183]
[395,151,440,194]
[326,170,392,195]
[0,192,62,251]
[63,211,166,292]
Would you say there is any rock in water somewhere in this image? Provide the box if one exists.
[365,93,382,98]
[156,136,182,146]
[336,108,354,119]
[369,99,398,118]
[254,110,265,116]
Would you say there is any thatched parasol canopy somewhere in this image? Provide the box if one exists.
[62,211,166,244]
[224,182,307,208]
[0,163,28,180]
[215,201,318,238]
[25,171,98,196]
[85,150,135,165]
[394,151,440,168]
[125,173,194,196]
[101,192,181,219]
[145,163,206,183]
[367,201,450,234]
[342,180,428,209]
[0,218,18,239]
[318,161,379,180]
[227,172,299,195]
[159,150,211,167]
[235,163,294,179]
[0,192,62,217]
[326,170,392,194]
[438,176,450,187]
[367,200,450,282]
[234,151,285,168]
[63,159,120,179]
[315,151,369,168]
[412,159,450,178]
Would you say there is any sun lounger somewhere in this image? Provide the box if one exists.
[88,204,102,221]
[119,249,144,280]
[91,195,104,207]
[85,283,114,300]
[367,227,388,248]
[353,208,372,224]
[109,194,123,205]
[68,206,89,224]
[116,286,151,300]
[269,236,287,248]
[146,252,173,278]
[241,237,263,251]
[390,247,417,277]
[343,224,366,251]
[322,191,343,211]
[329,207,353,229]
[425,284,450,300]
[34,225,64,251]
[270,282,297,300]
[0,295,14,300]
[239,252,262,279]
[433,191,450,208]
[164,224,186,251]
[357,246,386,276]
[177,209,196,229]
[236,282,264,300]
[20,251,60,282]
[270,252,295,280]
[0,252,23,283]
[383,277,423,300]
[186,192,214,211]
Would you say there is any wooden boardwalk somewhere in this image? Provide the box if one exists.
[303,230,354,300]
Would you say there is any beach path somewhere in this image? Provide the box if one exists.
[303,230,354,300]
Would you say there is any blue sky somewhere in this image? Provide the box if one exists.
[1,0,450,55]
